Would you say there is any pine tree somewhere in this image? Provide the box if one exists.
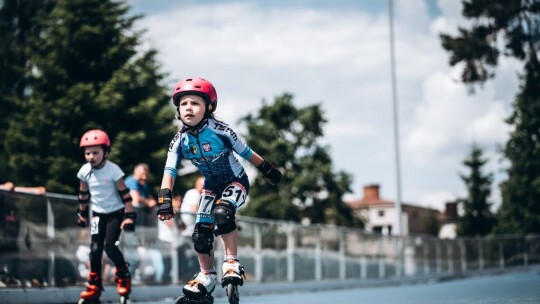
[2,0,176,193]
[440,0,540,233]
[0,0,54,178]
[239,93,363,228]
[458,145,495,236]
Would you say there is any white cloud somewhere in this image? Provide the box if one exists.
[466,102,511,144]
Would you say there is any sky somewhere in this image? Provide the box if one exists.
[127,0,521,212]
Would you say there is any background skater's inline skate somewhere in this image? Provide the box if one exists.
[78,272,103,304]
[115,264,132,304]
[175,271,217,304]
[221,259,245,304]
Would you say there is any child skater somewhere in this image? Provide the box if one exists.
[156,77,281,303]
[76,129,137,304]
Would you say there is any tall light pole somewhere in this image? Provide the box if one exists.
[388,0,403,236]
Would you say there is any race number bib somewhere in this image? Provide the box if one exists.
[90,216,100,235]
[198,191,216,215]
[221,182,247,208]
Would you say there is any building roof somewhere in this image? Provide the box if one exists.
[347,184,395,209]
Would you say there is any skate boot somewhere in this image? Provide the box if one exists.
[115,264,131,304]
[221,259,245,287]
[78,272,102,304]
[175,271,217,304]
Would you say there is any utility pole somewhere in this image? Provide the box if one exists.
[388,0,403,237]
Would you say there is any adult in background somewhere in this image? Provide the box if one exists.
[124,163,157,227]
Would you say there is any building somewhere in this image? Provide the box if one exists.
[438,201,459,239]
[347,184,441,236]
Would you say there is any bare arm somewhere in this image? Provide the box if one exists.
[248,151,265,167]
[161,173,175,190]
[14,186,46,195]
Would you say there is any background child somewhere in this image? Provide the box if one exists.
[156,77,281,302]
[76,129,137,303]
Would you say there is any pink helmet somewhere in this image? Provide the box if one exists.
[171,77,218,113]
[80,129,111,148]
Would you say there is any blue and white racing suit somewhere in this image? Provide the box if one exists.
[164,118,252,225]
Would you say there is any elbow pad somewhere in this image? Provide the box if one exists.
[78,190,90,204]
[119,188,132,204]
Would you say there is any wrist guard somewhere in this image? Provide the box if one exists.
[123,212,137,232]
[257,159,282,185]
[77,207,89,227]
[157,188,173,216]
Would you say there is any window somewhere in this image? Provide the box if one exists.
[378,210,385,217]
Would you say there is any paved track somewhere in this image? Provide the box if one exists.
[136,269,540,304]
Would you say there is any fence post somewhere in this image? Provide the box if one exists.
[478,238,484,270]
[523,238,528,266]
[436,241,442,274]
[339,230,346,280]
[498,242,504,269]
[360,236,367,279]
[46,197,55,286]
[423,241,430,275]
[396,237,403,277]
[286,225,295,282]
[447,241,453,274]
[460,239,467,272]
[171,243,179,285]
[315,229,322,281]
[254,224,262,282]
[378,238,385,278]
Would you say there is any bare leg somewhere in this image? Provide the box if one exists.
[197,250,215,270]
[220,229,238,256]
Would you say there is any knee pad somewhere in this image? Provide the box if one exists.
[211,199,237,236]
[192,222,215,254]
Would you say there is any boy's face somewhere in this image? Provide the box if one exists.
[179,95,206,126]
[84,145,105,167]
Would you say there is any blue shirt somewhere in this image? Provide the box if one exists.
[124,175,150,199]
[164,118,253,190]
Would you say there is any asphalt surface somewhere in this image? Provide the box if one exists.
[135,269,540,304]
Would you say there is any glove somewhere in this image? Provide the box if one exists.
[77,207,89,228]
[123,212,137,232]
[157,188,174,219]
[257,159,282,185]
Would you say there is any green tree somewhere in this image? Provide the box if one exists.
[2,0,176,193]
[457,145,495,236]
[440,0,540,233]
[0,0,54,178]
[239,93,363,228]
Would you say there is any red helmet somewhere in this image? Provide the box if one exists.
[79,129,111,148]
[171,77,217,113]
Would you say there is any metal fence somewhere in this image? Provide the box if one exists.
[1,189,539,289]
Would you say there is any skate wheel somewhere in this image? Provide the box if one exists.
[78,299,100,304]
[226,283,239,304]
[174,296,190,304]
[203,294,214,304]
